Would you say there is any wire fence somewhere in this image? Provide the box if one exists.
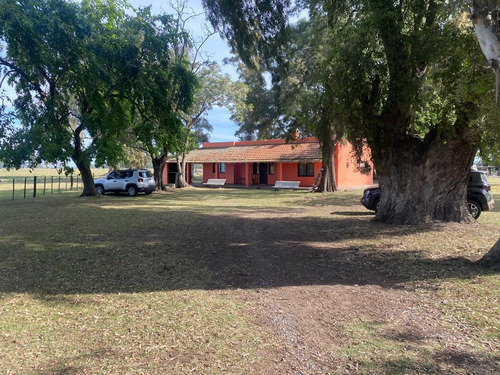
[0,175,83,201]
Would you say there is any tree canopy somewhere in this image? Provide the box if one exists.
[0,0,197,195]
[203,0,500,223]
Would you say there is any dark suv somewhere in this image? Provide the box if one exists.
[361,171,494,219]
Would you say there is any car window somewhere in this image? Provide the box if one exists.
[108,171,118,179]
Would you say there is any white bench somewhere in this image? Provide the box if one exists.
[203,178,226,187]
[273,181,300,190]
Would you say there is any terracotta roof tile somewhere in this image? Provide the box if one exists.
[185,141,321,163]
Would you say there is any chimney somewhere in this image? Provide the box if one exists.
[293,129,300,140]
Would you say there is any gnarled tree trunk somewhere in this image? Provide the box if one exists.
[375,135,476,224]
[77,160,98,196]
[73,124,98,196]
[317,142,336,192]
[152,154,167,191]
[316,109,337,193]
[176,156,189,188]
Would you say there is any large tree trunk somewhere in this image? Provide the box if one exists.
[152,154,166,191]
[176,127,191,188]
[375,136,476,224]
[176,156,189,188]
[73,124,98,196]
[316,141,336,192]
[315,108,337,192]
[77,159,98,196]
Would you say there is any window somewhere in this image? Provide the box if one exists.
[219,163,226,173]
[269,162,274,175]
[253,162,258,175]
[298,162,314,177]
[212,163,215,173]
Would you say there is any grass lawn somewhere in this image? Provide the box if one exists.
[1,180,499,374]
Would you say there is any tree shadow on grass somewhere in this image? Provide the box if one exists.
[0,204,495,296]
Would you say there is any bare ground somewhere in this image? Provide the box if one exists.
[158,203,500,375]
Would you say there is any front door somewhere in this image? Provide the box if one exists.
[259,162,268,185]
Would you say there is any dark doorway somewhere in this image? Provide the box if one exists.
[167,163,178,184]
[259,162,268,185]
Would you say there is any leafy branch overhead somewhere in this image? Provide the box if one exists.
[203,0,500,223]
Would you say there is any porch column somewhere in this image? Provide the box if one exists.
[216,163,219,179]
[186,163,191,184]
[277,162,283,181]
[245,163,251,186]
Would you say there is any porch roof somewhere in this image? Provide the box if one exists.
[185,140,322,163]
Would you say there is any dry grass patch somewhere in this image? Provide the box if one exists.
[1,182,499,374]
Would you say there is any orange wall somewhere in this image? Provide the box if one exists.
[182,140,373,188]
[220,163,235,184]
[202,163,236,184]
[334,142,373,188]
[281,161,322,187]
[203,163,216,182]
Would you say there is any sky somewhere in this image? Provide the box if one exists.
[127,0,240,142]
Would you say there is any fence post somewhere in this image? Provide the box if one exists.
[58,176,61,193]
[65,176,68,191]
[33,176,37,198]
[43,177,46,195]
[51,176,54,194]
[12,179,14,201]
[24,178,27,199]
[70,174,74,191]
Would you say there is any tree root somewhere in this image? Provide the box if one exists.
[478,238,500,271]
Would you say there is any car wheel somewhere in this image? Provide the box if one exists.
[127,186,138,197]
[95,185,105,195]
[373,198,380,212]
[467,199,482,219]
[145,190,153,195]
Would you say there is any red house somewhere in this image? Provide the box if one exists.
[163,137,374,188]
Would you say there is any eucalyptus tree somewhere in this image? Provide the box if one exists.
[203,0,499,223]
[228,21,340,192]
[165,0,245,188]
[125,6,197,190]
[232,63,285,140]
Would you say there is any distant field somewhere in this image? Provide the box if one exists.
[0,168,109,201]
[0,167,109,179]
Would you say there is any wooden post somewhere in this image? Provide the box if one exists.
[33,176,37,198]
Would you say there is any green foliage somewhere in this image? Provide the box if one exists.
[205,0,500,162]
[0,0,199,193]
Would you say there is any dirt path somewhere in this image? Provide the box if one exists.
[169,206,499,374]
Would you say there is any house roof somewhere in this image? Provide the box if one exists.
[183,137,321,163]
